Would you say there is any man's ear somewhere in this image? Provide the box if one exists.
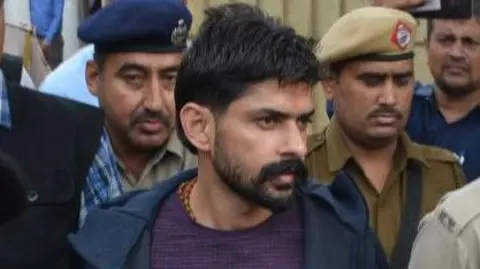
[179,103,216,153]
[86,60,100,97]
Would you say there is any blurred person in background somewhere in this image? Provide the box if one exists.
[30,0,65,69]
[406,17,480,183]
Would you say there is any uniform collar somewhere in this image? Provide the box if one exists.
[116,131,188,173]
[148,131,187,164]
[325,116,427,173]
[0,70,11,129]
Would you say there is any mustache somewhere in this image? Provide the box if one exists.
[258,158,308,184]
[443,58,470,71]
[131,109,172,127]
[368,106,403,120]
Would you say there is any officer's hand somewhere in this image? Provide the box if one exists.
[371,0,425,9]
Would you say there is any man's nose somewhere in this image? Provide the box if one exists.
[449,42,467,59]
[281,123,307,158]
[143,80,166,111]
[378,81,397,107]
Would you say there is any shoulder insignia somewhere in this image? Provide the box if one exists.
[435,180,480,235]
[420,145,457,163]
[437,209,458,234]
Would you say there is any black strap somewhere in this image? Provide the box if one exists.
[389,162,423,269]
[1,54,23,85]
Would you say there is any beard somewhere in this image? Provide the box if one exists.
[212,134,308,213]
[434,74,479,99]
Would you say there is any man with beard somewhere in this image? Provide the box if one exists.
[406,18,480,182]
[307,7,465,269]
[69,3,388,269]
[77,0,197,224]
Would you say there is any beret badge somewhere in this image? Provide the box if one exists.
[391,21,412,50]
[171,19,188,45]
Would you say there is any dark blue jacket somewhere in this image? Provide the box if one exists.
[405,83,480,182]
[69,169,388,269]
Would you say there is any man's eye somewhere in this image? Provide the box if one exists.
[361,77,383,87]
[394,76,412,87]
[164,74,177,81]
[256,117,279,129]
[437,37,455,45]
[123,74,145,87]
[125,75,142,82]
[297,117,312,130]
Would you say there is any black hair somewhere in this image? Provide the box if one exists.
[426,9,480,42]
[93,52,107,71]
[426,20,434,41]
[174,3,321,153]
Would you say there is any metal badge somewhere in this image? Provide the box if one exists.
[391,20,412,50]
[171,19,188,45]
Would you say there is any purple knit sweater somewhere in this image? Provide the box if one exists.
[150,192,304,269]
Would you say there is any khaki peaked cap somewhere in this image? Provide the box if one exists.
[316,6,419,63]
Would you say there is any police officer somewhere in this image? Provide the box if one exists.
[77,0,197,223]
[327,3,480,183]
[408,178,480,269]
[306,7,466,268]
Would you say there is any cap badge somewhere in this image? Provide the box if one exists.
[391,21,412,50]
[171,19,188,45]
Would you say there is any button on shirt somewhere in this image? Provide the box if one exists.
[406,83,480,182]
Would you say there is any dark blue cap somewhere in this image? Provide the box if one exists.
[77,0,192,54]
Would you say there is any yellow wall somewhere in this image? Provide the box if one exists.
[187,0,432,133]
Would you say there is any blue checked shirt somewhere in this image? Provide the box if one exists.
[80,129,124,226]
[0,71,12,129]
[1,70,123,226]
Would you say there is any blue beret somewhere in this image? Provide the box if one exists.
[78,0,192,54]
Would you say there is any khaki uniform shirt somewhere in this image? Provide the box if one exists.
[409,179,480,269]
[117,132,197,191]
[305,118,466,258]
